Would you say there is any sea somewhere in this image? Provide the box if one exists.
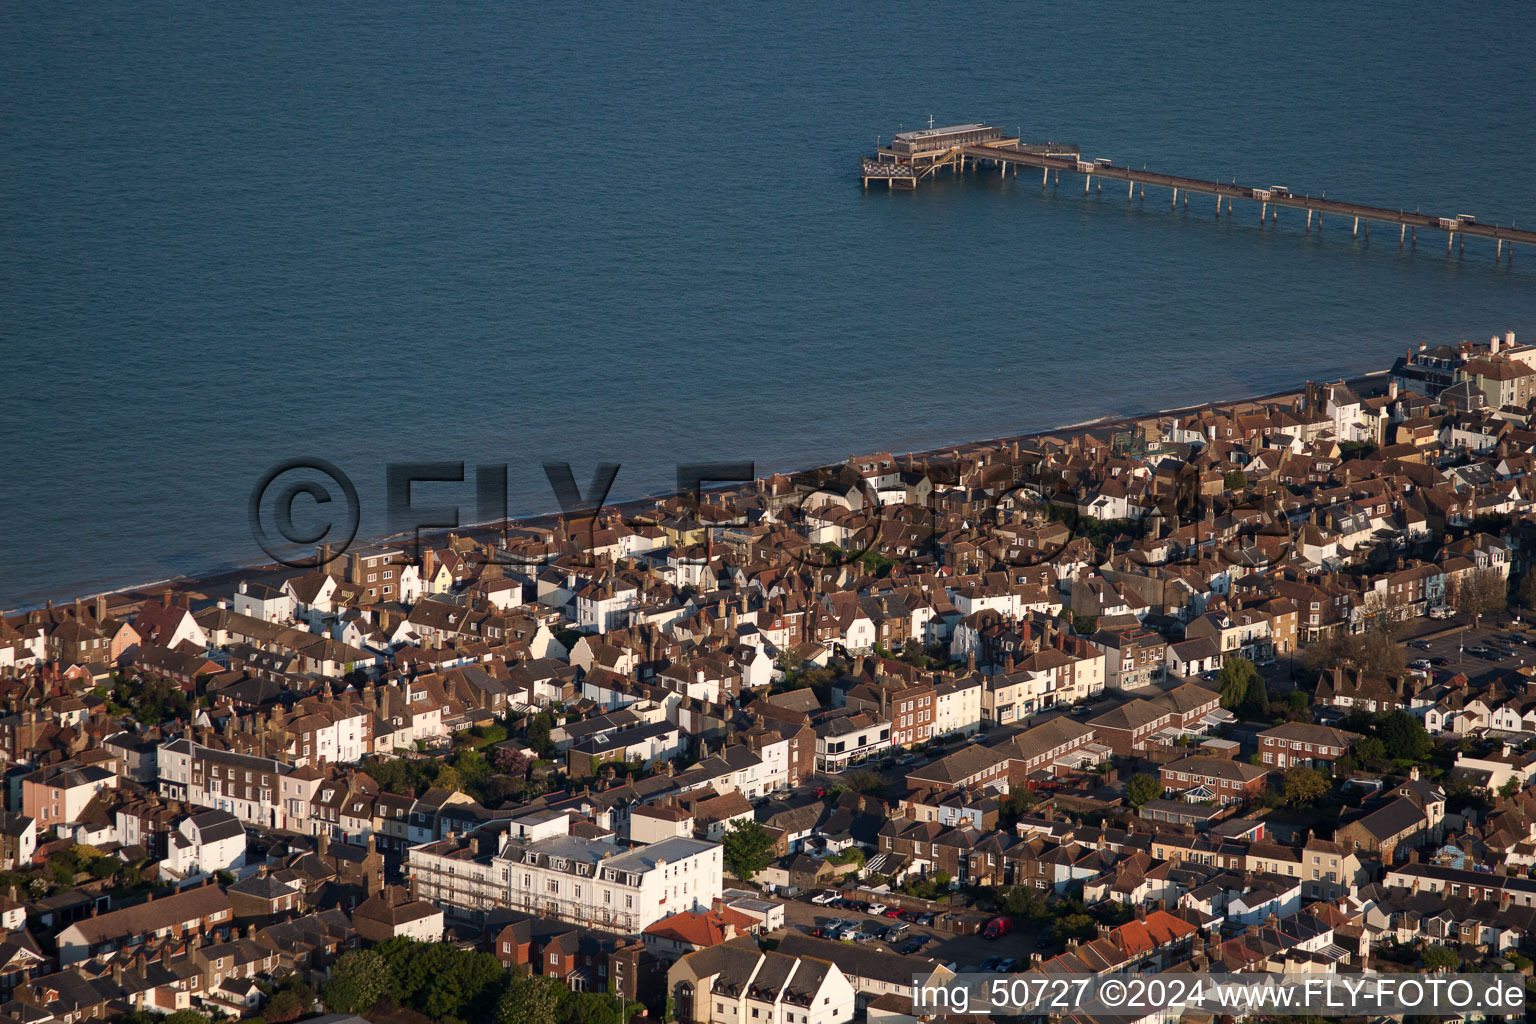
[4,1,1536,609]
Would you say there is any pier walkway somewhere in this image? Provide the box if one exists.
[861,125,1531,260]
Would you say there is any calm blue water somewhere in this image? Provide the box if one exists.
[4,2,1536,609]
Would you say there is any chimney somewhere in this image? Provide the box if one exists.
[317,832,329,857]
[1507,330,1516,348]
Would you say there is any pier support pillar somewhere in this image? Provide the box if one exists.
[1460,233,1464,253]
[1085,174,1091,194]
[1306,209,1312,232]
[1401,224,1406,248]
[1448,232,1454,253]
[1172,187,1178,207]
[1129,180,1135,200]
[1262,201,1267,221]
[1498,239,1504,260]
[1043,167,1049,186]
[1353,217,1359,237]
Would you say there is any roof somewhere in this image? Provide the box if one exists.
[59,884,232,947]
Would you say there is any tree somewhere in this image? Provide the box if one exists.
[1243,671,1270,716]
[1500,776,1521,799]
[1223,469,1248,491]
[1125,773,1163,809]
[497,975,559,1024]
[1517,571,1536,611]
[721,819,775,881]
[1052,913,1096,943]
[262,976,317,1023]
[323,949,392,1014]
[1451,567,1508,619]
[1354,736,1387,764]
[1282,766,1330,806]
[1378,710,1432,763]
[1218,657,1260,712]
[525,712,556,758]
[1422,945,1460,972]
[433,764,465,794]
[844,769,887,796]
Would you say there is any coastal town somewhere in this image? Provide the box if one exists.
[8,331,1536,1024]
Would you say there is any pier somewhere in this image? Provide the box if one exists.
[862,123,1532,261]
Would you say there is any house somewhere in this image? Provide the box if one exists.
[667,936,856,1024]
[642,908,756,962]
[56,883,234,964]
[1336,796,1429,862]
[0,813,37,870]
[1159,755,1269,805]
[1257,722,1358,769]
[21,762,117,831]
[164,810,247,880]
[351,884,444,942]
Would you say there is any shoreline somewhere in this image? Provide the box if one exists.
[3,369,1391,616]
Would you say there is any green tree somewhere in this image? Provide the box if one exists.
[1282,766,1330,806]
[1422,945,1460,972]
[525,712,556,758]
[1500,777,1521,799]
[1125,773,1163,808]
[433,763,466,794]
[1223,469,1248,491]
[1052,913,1096,943]
[262,976,316,1023]
[1354,736,1386,764]
[323,949,392,1014]
[844,769,887,796]
[1378,710,1431,763]
[721,819,775,881]
[1243,671,1270,716]
[497,975,559,1024]
[1218,657,1260,712]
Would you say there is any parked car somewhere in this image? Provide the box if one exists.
[1035,933,1053,948]
[1409,640,1432,650]
[1411,658,1431,670]
[917,913,937,926]
[867,903,888,916]
[811,890,840,905]
[813,919,846,939]
[980,957,1005,972]
[898,936,932,955]
[883,907,905,918]
[983,916,1013,939]
[997,958,1020,972]
[885,922,911,939]
[1431,656,1450,666]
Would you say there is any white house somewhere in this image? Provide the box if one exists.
[493,822,723,934]
[164,810,247,879]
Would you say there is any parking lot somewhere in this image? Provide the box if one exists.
[772,889,1045,970]
[1404,623,1536,684]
